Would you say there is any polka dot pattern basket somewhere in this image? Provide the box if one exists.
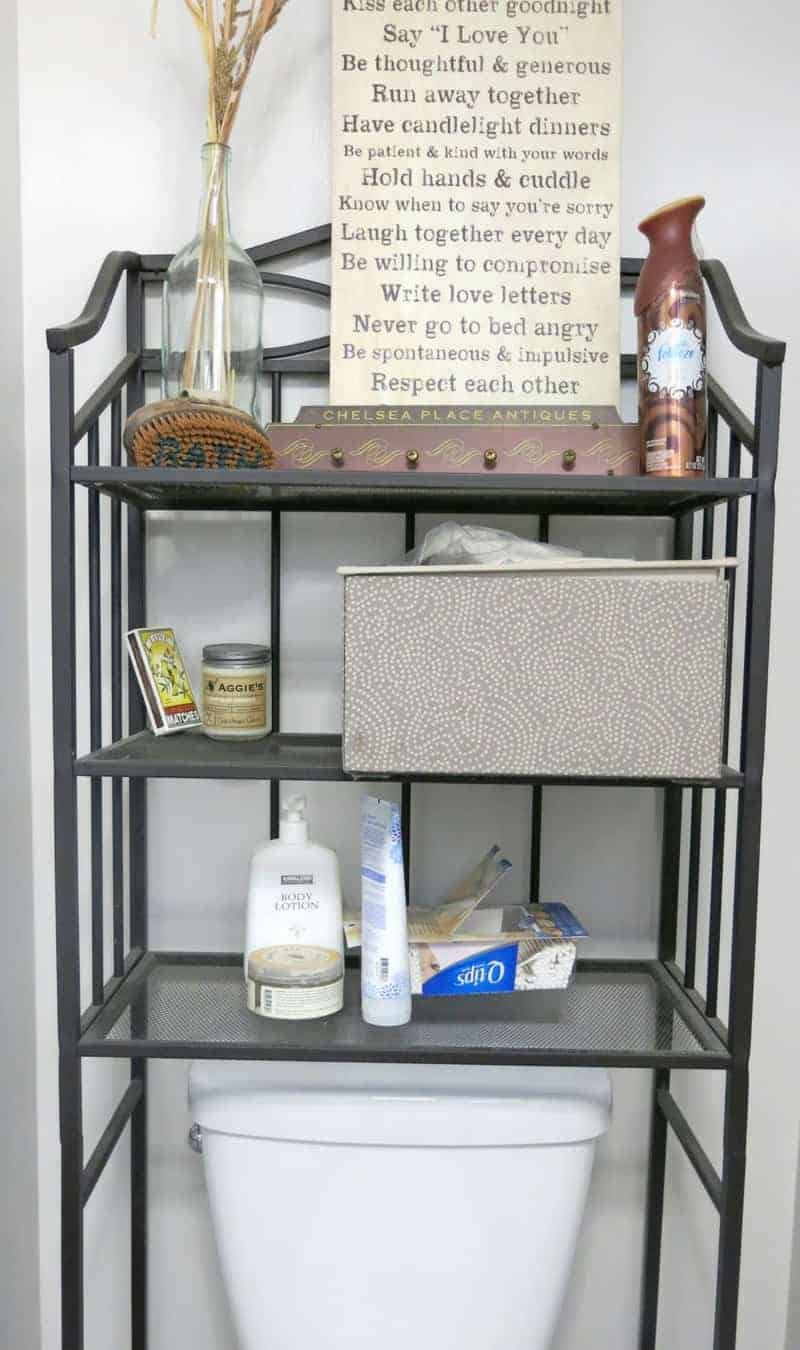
[123,395,273,470]
[341,565,729,780]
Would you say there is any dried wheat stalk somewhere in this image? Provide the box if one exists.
[150,1,291,406]
[152,0,291,144]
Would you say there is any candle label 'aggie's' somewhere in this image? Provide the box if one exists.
[330,1,622,407]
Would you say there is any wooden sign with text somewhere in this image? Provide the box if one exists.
[266,405,640,475]
[330,0,622,406]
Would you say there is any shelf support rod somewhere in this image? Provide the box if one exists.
[528,512,549,903]
[714,360,781,1350]
[51,346,85,1350]
[639,1068,670,1350]
[657,1087,722,1211]
[79,947,147,1037]
[81,1080,144,1206]
[269,440,282,840]
[401,513,415,893]
[641,507,694,1350]
[126,264,149,1350]
[706,433,742,1019]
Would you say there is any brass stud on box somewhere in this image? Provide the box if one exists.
[331,447,344,466]
[562,449,577,472]
[484,448,498,469]
[406,448,420,468]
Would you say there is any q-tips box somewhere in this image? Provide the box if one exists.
[410,941,573,997]
[407,900,584,998]
[346,881,587,998]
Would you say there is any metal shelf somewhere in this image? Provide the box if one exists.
[74,728,745,788]
[79,955,730,1069]
[71,464,757,516]
[76,730,345,780]
[49,233,785,1350]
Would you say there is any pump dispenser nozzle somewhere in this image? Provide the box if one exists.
[280,795,309,844]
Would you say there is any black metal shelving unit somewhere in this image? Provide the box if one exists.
[48,225,784,1349]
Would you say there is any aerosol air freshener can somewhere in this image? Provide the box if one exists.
[635,196,707,477]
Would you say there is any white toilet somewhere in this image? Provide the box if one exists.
[189,1060,612,1350]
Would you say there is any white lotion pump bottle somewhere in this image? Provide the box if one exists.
[244,796,344,1020]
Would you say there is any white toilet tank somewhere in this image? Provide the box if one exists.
[189,1060,612,1350]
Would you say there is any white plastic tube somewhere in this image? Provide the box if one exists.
[360,796,412,1027]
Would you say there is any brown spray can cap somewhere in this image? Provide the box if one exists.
[634,196,706,315]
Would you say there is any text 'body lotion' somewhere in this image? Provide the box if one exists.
[245,796,344,1020]
[361,796,412,1027]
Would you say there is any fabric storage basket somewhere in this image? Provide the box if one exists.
[339,560,732,780]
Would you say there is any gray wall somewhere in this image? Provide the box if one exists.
[785,1150,800,1350]
[0,0,40,1347]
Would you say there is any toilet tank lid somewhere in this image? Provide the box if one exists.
[188,1062,612,1147]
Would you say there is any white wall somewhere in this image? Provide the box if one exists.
[14,2,800,1349]
[785,1162,800,1350]
[0,5,40,1349]
[0,2,40,1348]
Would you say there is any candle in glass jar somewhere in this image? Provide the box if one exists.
[202,643,271,741]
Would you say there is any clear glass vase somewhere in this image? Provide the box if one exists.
[162,143,263,419]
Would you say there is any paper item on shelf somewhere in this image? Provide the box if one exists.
[344,844,512,949]
[400,521,635,569]
[344,902,587,949]
[434,843,512,908]
[406,521,583,567]
[444,902,588,942]
[523,903,588,941]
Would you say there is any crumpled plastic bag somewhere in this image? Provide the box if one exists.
[406,521,582,567]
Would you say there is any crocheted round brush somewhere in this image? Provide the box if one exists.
[124,395,273,471]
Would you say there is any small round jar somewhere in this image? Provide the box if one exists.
[201,643,271,741]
